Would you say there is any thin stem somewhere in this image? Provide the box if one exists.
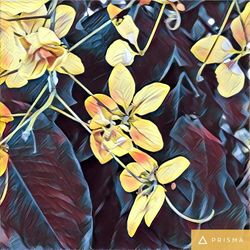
[68,74,94,96]
[1,113,27,118]
[69,20,112,52]
[0,168,9,206]
[165,195,215,223]
[3,15,51,21]
[50,105,78,122]
[196,0,236,81]
[112,154,146,184]
[55,94,92,134]
[141,2,166,55]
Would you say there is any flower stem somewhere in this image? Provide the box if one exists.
[55,94,92,134]
[2,113,27,118]
[165,195,215,223]
[141,2,166,55]
[4,15,51,21]
[196,0,236,81]
[50,105,78,122]
[69,20,112,52]
[68,74,94,96]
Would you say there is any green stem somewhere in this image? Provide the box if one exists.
[69,20,112,52]
[165,196,215,223]
[55,94,92,134]
[68,74,94,96]
[141,2,166,55]
[3,15,51,21]
[50,105,78,122]
[196,0,236,81]
[1,113,27,118]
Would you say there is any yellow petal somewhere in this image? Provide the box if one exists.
[231,2,250,48]
[54,5,76,38]
[106,39,137,67]
[215,62,245,98]
[103,127,133,157]
[19,55,48,80]
[56,52,85,75]
[0,102,13,123]
[85,94,123,119]
[107,4,123,19]
[132,82,170,115]
[0,149,9,177]
[129,148,157,172]
[0,19,22,70]
[90,130,113,164]
[191,35,234,64]
[127,194,148,237]
[130,117,163,152]
[38,27,61,46]
[0,122,6,137]
[144,185,165,227]
[108,64,135,110]
[1,0,49,15]
[120,162,145,192]
[113,15,139,47]
[5,71,28,88]
[156,156,190,184]
[18,5,48,34]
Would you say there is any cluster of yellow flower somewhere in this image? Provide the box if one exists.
[0,0,84,88]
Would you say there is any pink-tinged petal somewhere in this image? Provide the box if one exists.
[132,82,170,115]
[120,162,145,192]
[127,193,148,237]
[0,149,9,177]
[144,185,166,227]
[0,102,13,123]
[129,148,157,172]
[108,64,135,110]
[156,156,190,184]
[90,130,113,164]
[130,117,164,152]
[85,94,123,119]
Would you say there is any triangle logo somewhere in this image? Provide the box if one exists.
[198,236,208,245]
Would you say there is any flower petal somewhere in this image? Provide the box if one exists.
[85,94,123,119]
[18,5,48,34]
[107,4,123,19]
[191,35,234,64]
[0,19,22,70]
[114,15,139,47]
[215,62,245,98]
[0,122,6,137]
[144,185,165,227]
[156,156,190,184]
[0,149,9,177]
[120,162,145,192]
[109,64,135,110]
[1,0,49,15]
[132,82,170,115]
[127,194,148,237]
[106,39,137,67]
[56,52,85,75]
[5,71,28,88]
[0,102,13,123]
[38,27,61,46]
[130,117,163,152]
[129,148,157,172]
[90,130,113,164]
[231,2,250,48]
[54,5,76,38]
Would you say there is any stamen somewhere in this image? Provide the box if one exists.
[165,195,215,223]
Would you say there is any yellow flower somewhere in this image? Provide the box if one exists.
[191,2,250,98]
[0,5,85,88]
[85,64,170,163]
[0,102,13,177]
[120,149,190,237]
